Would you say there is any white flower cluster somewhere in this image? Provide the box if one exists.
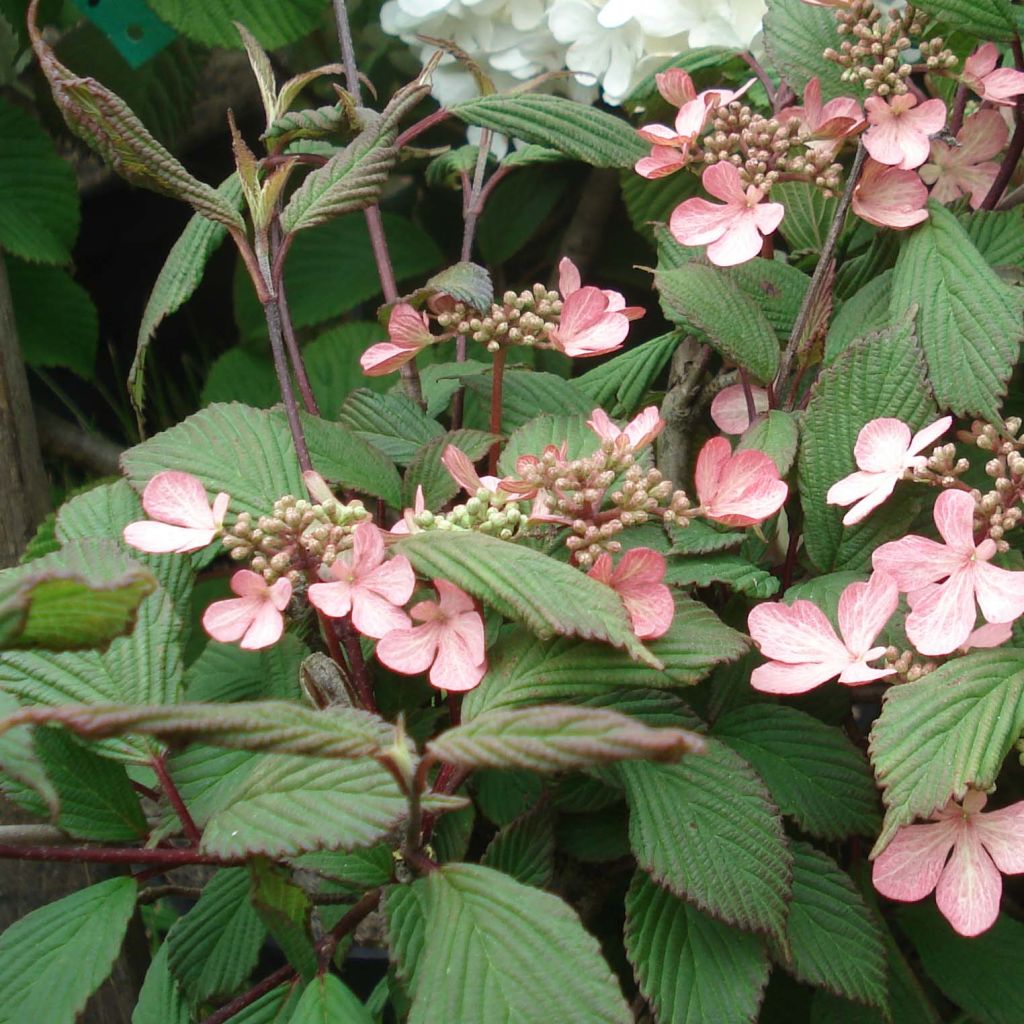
[380,0,767,107]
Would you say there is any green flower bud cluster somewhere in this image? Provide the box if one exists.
[437,285,562,354]
[221,494,369,582]
[408,488,527,540]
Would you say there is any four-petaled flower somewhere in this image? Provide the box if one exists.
[694,436,788,527]
[123,471,228,554]
[202,570,292,651]
[710,384,770,435]
[962,43,1024,106]
[588,547,674,640]
[873,790,1024,937]
[587,406,664,453]
[777,76,864,156]
[547,257,644,358]
[827,416,952,525]
[376,579,487,692]
[670,161,785,267]
[863,93,947,171]
[748,571,897,694]
[873,489,1024,656]
[919,109,1007,210]
[851,158,929,229]
[308,521,415,638]
[360,303,434,376]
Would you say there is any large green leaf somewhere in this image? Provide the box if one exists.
[290,974,373,1024]
[0,877,137,1024]
[338,389,444,465]
[392,863,633,1023]
[303,323,390,416]
[574,332,680,417]
[0,691,57,817]
[249,860,316,982]
[163,744,258,830]
[146,0,327,48]
[165,868,267,1007]
[798,317,935,572]
[772,181,838,255]
[772,843,887,1010]
[712,705,880,840]
[914,0,1017,40]
[451,94,646,169]
[397,531,657,663]
[826,271,893,364]
[869,649,1024,850]
[737,410,800,475]
[656,262,780,381]
[478,166,571,265]
[121,403,305,518]
[131,943,189,1024]
[890,202,1024,421]
[480,805,555,888]
[664,552,781,598]
[0,96,78,263]
[763,0,850,101]
[497,413,598,474]
[726,257,810,341]
[618,737,792,943]
[625,870,769,1024]
[461,369,592,432]
[184,634,307,703]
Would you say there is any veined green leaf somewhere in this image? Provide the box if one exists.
[763,0,850,100]
[461,369,592,431]
[480,805,555,888]
[339,389,445,465]
[184,634,307,703]
[574,332,680,417]
[402,429,497,508]
[0,692,57,817]
[497,413,598,474]
[737,410,799,474]
[249,860,316,982]
[772,181,838,255]
[290,974,373,1024]
[914,0,1017,41]
[131,943,189,1024]
[664,553,781,598]
[147,0,326,48]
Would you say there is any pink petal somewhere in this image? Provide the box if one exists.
[141,471,217,530]
[752,200,785,236]
[622,583,675,640]
[694,437,731,507]
[975,801,1024,874]
[852,159,929,229]
[872,534,962,593]
[388,303,432,347]
[376,621,441,675]
[552,312,629,357]
[827,471,898,526]
[351,589,412,639]
[231,569,273,598]
[935,828,1003,936]
[854,418,912,472]
[669,197,733,247]
[558,257,582,297]
[307,580,353,618]
[350,522,386,575]
[268,578,292,611]
[587,408,621,444]
[701,448,788,525]
[972,559,1024,624]
[963,620,1014,650]
[750,658,851,694]
[710,385,769,434]
[838,571,899,655]
[240,599,286,650]
[434,578,477,619]
[705,216,765,267]
[430,628,486,692]
[908,416,953,458]
[933,489,977,552]
[656,67,696,106]
[904,569,978,656]
[123,521,216,554]
[203,595,260,644]
[635,148,688,179]
[873,820,957,902]
[981,67,1024,104]
[612,547,667,591]
[361,341,419,376]
[623,407,665,450]
[958,110,1009,164]
[442,445,485,495]
[748,599,850,664]
[362,554,416,607]
[588,553,613,586]
[964,43,999,82]
[837,659,895,684]
[702,160,748,204]
[636,123,683,145]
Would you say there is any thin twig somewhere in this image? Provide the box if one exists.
[137,884,203,905]
[0,845,237,865]
[395,106,451,149]
[200,967,297,1024]
[272,221,320,417]
[265,295,313,472]
[151,755,201,845]
[982,39,1024,210]
[317,888,382,969]
[949,83,967,136]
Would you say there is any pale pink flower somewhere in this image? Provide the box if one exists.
[777,77,864,155]
[123,471,229,554]
[873,489,1024,656]
[376,579,486,692]
[441,445,502,497]
[863,94,947,170]
[748,571,898,694]
[548,258,644,358]
[360,303,433,376]
[669,162,785,268]
[851,158,929,229]
[710,384,770,435]
[202,570,291,651]
[587,406,664,453]
[308,521,415,638]
[919,110,1007,209]
[962,43,1024,106]
[390,485,426,536]
[873,790,1024,937]
[827,416,953,525]
[588,547,674,640]
[694,436,788,527]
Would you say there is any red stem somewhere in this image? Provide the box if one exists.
[0,845,236,866]
[395,106,451,149]
[200,967,297,1024]
[272,222,320,417]
[151,755,201,845]
[949,83,968,136]
[738,368,757,424]
[982,43,1024,210]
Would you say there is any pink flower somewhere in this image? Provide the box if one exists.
[123,471,229,554]
[360,303,433,376]
[375,579,486,692]
[962,43,1024,106]
[202,570,291,651]
[308,521,415,638]
[710,384,770,435]
[390,485,425,536]
[919,110,1007,210]
[873,790,1024,937]
[873,489,1024,656]
[669,162,784,268]
[748,572,898,694]
[826,415,952,525]
[777,77,864,155]
[441,445,503,497]
[587,406,664,453]
[851,158,929,229]
[588,547,674,640]
[863,94,947,171]
[694,436,788,527]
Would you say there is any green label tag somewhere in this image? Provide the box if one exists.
[71,0,176,68]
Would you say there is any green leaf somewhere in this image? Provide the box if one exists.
[737,410,800,475]
[763,0,850,101]
[799,316,935,572]
[304,322,390,415]
[185,634,307,702]
[914,0,1017,41]
[166,868,267,1007]
[712,705,880,841]
[418,261,494,312]
[962,208,1024,269]
[394,863,633,1023]
[624,47,742,105]
[897,904,1024,1024]
[826,271,893,364]
[726,258,810,341]
[868,649,1024,850]
[463,596,749,718]
[462,369,592,431]
[146,0,328,48]
[625,870,770,1024]
[656,263,780,381]
[338,389,444,465]
[229,983,304,1022]
[618,737,792,943]
[451,94,647,169]
[0,539,155,652]
[427,705,703,773]
[480,805,555,888]
[162,744,258,830]
[202,347,281,409]
[772,181,838,255]
[890,202,1024,421]
[664,554,781,598]
[121,402,305,518]
[574,332,680,417]
[473,768,543,826]
[623,170,701,237]
[7,260,97,377]
[0,96,78,263]
[497,413,598,474]
[396,531,657,664]
[478,166,571,264]
[402,429,496,508]
[249,860,316,982]
[0,877,137,1024]
[5,700,396,761]
[131,174,241,416]
[669,519,746,555]
[0,692,57,817]
[132,943,189,1024]
[290,974,373,1024]
[200,754,411,858]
